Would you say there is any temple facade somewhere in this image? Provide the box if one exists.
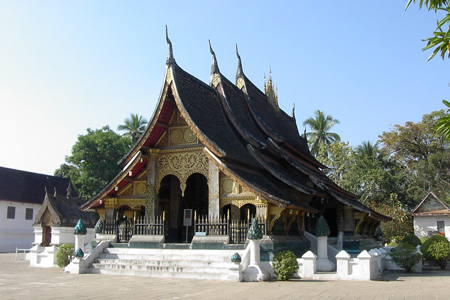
[81,33,387,252]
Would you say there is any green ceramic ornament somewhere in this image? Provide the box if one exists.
[74,248,84,258]
[314,216,330,237]
[94,219,103,234]
[247,218,263,240]
[74,219,87,235]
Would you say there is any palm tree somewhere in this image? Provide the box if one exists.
[302,110,341,155]
[355,141,385,162]
[117,113,148,144]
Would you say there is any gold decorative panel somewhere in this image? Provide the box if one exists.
[236,77,244,89]
[156,151,209,196]
[169,127,198,146]
[222,179,234,194]
[166,69,173,84]
[212,73,220,87]
[134,182,146,195]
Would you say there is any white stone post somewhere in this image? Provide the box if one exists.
[336,250,351,279]
[301,251,317,278]
[369,249,382,275]
[242,218,269,282]
[75,235,85,252]
[357,250,372,280]
[316,236,335,271]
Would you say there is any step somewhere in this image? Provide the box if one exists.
[92,262,231,274]
[96,258,231,268]
[88,265,229,280]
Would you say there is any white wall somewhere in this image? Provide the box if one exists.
[414,215,450,241]
[0,200,41,252]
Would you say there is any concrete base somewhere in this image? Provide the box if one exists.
[316,258,335,272]
[129,235,164,248]
[191,235,229,249]
[95,234,117,243]
[243,264,270,282]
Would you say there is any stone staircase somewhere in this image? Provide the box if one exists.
[88,247,237,280]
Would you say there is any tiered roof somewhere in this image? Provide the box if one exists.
[81,32,386,220]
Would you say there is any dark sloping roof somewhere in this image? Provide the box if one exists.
[34,190,97,227]
[411,191,450,216]
[0,166,77,205]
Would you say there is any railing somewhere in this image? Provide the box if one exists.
[102,215,266,244]
[194,215,266,244]
[102,216,165,243]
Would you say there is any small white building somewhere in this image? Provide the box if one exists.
[29,188,97,267]
[0,166,77,252]
[411,191,450,241]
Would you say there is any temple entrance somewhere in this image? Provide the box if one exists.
[159,173,208,243]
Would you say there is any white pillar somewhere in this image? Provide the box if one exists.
[357,250,372,280]
[242,240,269,281]
[301,251,317,277]
[316,236,335,271]
[208,161,220,219]
[336,250,351,279]
[75,235,85,252]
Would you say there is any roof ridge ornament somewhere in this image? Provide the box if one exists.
[209,40,219,74]
[165,25,175,65]
[291,103,296,120]
[236,44,244,81]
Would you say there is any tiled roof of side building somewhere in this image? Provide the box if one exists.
[0,166,77,205]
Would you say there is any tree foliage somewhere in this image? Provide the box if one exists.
[406,0,450,60]
[315,142,354,186]
[55,126,132,197]
[379,110,450,207]
[117,113,148,144]
[370,194,413,244]
[302,110,341,156]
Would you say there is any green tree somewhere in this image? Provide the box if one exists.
[379,110,450,207]
[370,194,413,244]
[117,113,148,144]
[302,110,341,156]
[406,0,450,60]
[55,126,132,197]
[316,141,354,186]
[435,100,450,140]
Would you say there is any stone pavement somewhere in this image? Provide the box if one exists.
[1,253,449,300]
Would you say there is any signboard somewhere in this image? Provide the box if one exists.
[183,209,192,227]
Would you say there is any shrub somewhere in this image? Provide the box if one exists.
[421,234,448,258]
[420,236,429,245]
[387,241,398,247]
[422,236,450,270]
[390,242,422,272]
[56,244,74,268]
[401,234,421,247]
[273,250,299,281]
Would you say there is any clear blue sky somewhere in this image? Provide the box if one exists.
[0,1,448,176]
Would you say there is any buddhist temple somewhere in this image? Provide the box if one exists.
[81,29,387,254]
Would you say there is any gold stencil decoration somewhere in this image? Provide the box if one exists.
[236,77,244,89]
[212,73,220,87]
[156,151,209,196]
[170,129,183,144]
[184,128,196,143]
[222,179,234,194]
[135,182,146,195]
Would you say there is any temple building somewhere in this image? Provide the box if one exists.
[81,32,387,253]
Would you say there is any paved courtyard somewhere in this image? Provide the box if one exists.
[1,253,449,300]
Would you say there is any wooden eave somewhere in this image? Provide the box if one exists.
[81,152,146,210]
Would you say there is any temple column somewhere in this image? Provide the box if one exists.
[208,160,220,219]
[146,149,160,221]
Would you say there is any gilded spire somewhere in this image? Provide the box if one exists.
[165,25,175,65]
[209,40,219,74]
[264,68,279,109]
[236,44,244,81]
